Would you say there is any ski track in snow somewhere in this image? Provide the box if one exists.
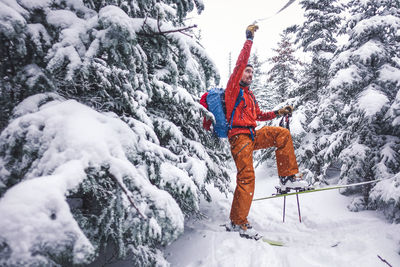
[164,163,400,267]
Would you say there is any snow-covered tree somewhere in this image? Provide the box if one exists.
[248,50,277,112]
[295,0,342,101]
[253,31,303,167]
[286,0,343,179]
[0,0,231,265]
[248,50,264,96]
[303,0,400,221]
[266,31,302,106]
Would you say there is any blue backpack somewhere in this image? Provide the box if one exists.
[206,88,244,138]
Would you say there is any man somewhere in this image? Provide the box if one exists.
[222,24,308,239]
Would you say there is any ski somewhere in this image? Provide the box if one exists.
[239,234,284,246]
[253,179,382,202]
[242,235,284,246]
[261,237,284,246]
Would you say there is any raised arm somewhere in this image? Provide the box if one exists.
[225,25,258,122]
[225,39,253,112]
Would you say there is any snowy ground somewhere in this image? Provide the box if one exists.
[164,162,400,267]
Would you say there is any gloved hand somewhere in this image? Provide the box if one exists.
[276,105,294,116]
[246,24,259,40]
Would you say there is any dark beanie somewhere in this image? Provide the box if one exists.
[246,64,253,69]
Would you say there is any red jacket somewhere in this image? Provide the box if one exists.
[225,40,276,139]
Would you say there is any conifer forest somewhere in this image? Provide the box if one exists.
[0,0,399,266]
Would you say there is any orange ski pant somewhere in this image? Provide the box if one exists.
[229,126,299,225]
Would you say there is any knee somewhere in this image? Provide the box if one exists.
[237,169,255,184]
[275,127,291,147]
[237,176,255,192]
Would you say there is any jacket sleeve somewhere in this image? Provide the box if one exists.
[256,110,277,121]
[225,40,253,122]
[255,100,276,121]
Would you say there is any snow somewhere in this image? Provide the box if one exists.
[370,174,400,204]
[180,157,208,186]
[329,64,362,89]
[160,162,198,204]
[17,0,51,10]
[379,64,400,86]
[339,141,369,163]
[0,0,399,265]
[0,162,94,264]
[309,116,320,130]
[354,39,384,65]
[0,94,185,264]
[0,1,26,35]
[357,87,389,117]
[324,131,348,161]
[351,15,400,40]
[329,49,352,71]
[47,10,84,29]
[155,2,177,18]
[375,138,400,178]
[290,111,306,136]
[388,89,400,126]
[163,162,400,267]
[47,45,82,80]
[369,173,400,223]
[0,0,28,18]
[99,5,141,34]
[11,91,63,118]
[27,23,51,47]
[2,92,399,265]
[46,9,88,80]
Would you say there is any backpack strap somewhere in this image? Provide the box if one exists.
[229,88,245,129]
[229,88,256,141]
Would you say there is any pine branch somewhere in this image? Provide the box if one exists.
[149,24,197,36]
[138,20,197,38]
[157,15,162,35]
[167,46,179,58]
[109,173,146,219]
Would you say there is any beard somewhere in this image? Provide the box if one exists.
[239,80,251,87]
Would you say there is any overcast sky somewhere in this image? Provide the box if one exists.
[188,0,306,86]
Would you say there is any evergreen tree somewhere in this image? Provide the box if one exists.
[0,0,231,265]
[253,31,302,167]
[294,0,342,102]
[248,51,271,109]
[304,0,400,221]
[248,51,264,95]
[288,0,343,178]
[266,31,302,106]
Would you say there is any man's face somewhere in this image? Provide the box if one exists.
[241,66,253,85]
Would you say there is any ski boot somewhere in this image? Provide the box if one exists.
[223,222,262,240]
[278,174,310,193]
[239,223,262,240]
[224,221,241,232]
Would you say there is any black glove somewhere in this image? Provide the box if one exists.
[246,24,259,40]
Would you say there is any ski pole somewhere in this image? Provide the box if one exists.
[296,192,302,223]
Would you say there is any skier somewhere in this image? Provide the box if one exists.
[223,24,308,239]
